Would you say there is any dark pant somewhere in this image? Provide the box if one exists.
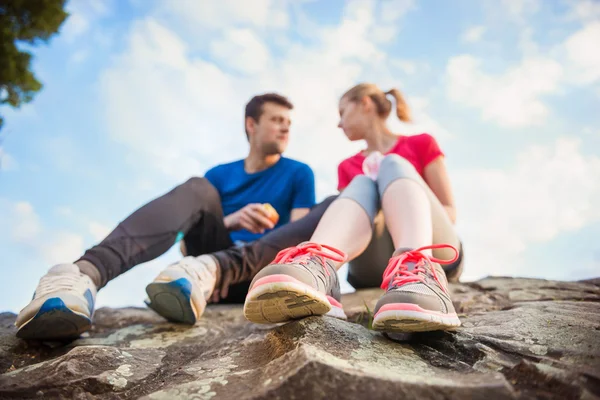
[78,177,336,303]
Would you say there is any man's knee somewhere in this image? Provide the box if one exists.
[180,177,221,211]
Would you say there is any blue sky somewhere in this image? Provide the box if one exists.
[1,0,599,313]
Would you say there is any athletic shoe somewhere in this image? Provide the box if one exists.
[15,264,97,340]
[145,255,218,324]
[244,242,348,324]
[372,244,461,333]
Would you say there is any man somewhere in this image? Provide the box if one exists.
[15,93,316,340]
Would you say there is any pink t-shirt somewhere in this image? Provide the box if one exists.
[337,133,444,191]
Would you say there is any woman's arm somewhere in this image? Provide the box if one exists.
[423,157,457,224]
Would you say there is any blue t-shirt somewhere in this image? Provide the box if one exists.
[205,157,316,243]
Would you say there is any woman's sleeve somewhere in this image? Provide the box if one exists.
[419,133,445,168]
[337,161,350,192]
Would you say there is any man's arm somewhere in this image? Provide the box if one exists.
[224,204,274,233]
[290,163,316,223]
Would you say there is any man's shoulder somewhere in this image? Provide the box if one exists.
[206,159,244,175]
[279,157,313,173]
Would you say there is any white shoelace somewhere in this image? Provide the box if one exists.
[177,259,215,286]
[35,273,86,299]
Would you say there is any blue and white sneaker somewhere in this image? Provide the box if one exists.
[15,264,96,340]
[145,255,218,325]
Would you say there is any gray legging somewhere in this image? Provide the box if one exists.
[339,154,464,287]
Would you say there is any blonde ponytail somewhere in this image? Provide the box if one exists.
[342,83,411,123]
[385,88,411,122]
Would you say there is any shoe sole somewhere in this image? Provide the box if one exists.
[372,304,461,333]
[244,275,333,324]
[16,298,92,340]
[145,278,200,325]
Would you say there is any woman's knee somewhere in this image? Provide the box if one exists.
[339,175,380,221]
[377,154,422,196]
[343,175,378,196]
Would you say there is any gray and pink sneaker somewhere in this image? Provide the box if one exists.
[243,242,348,324]
[373,244,461,333]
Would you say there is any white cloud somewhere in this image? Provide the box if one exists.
[384,96,452,140]
[564,22,600,85]
[446,55,563,127]
[2,200,85,266]
[157,0,289,33]
[41,136,80,171]
[41,232,85,265]
[100,18,242,182]
[11,202,42,242]
[62,0,113,42]
[99,1,419,198]
[61,13,89,41]
[518,26,538,55]
[462,26,486,43]
[69,49,90,64]
[480,1,541,58]
[392,60,417,75]
[89,222,111,242]
[500,0,540,22]
[371,0,416,42]
[582,126,600,137]
[567,0,600,23]
[390,60,430,76]
[0,147,18,171]
[210,29,270,75]
[379,0,415,23]
[320,1,384,62]
[456,138,600,279]
[55,206,74,217]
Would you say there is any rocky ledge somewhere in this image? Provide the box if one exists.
[1,277,599,399]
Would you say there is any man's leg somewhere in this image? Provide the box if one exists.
[210,196,338,303]
[16,177,226,339]
[79,177,228,287]
[149,211,236,316]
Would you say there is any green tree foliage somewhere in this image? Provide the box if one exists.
[0,0,68,130]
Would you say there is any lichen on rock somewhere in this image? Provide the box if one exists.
[0,277,598,399]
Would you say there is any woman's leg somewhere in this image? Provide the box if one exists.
[346,211,395,289]
[371,154,462,332]
[378,154,462,272]
[310,175,379,268]
[345,155,464,290]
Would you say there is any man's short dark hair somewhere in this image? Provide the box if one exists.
[244,93,294,139]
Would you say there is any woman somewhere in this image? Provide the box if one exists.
[242,83,464,333]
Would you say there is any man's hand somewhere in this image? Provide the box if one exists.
[224,204,275,234]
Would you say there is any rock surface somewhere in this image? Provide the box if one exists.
[1,277,599,399]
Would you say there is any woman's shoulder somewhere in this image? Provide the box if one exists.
[402,132,441,151]
[337,153,362,173]
[404,132,437,143]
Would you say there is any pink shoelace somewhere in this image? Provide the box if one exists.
[380,244,459,294]
[272,242,348,276]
